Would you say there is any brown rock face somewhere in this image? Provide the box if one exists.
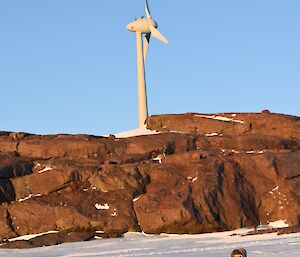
[147,112,300,140]
[0,112,299,248]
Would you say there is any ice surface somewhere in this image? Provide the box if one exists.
[0,229,299,257]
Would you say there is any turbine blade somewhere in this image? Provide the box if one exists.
[143,33,151,63]
[145,0,151,18]
[150,26,169,44]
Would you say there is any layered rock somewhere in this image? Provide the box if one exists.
[0,112,299,248]
[147,112,300,140]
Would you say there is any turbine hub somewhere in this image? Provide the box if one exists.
[127,18,157,34]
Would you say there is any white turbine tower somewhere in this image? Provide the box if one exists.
[127,0,168,128]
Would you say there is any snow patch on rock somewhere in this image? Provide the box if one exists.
[205,133,219,137]
[38,167,53,174]
[111,209,118,217]
[8,231,59,242]
[133,196,140,202]
[187,176,198,183]
[195,114,244,124]
[95,203,110,210]
[153,153,165,164]
[115,125,159,138]
[268,220,289,228]
[18,194,42,202]
[192,177,198,183]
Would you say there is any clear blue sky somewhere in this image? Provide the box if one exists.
[0,0,299,135]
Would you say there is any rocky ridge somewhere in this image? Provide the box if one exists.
[0,112,299,248]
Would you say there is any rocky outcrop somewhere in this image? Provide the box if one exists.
[147,112,300,140]
[0,112,299,248]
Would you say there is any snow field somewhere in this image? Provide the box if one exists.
[0,229,299,257]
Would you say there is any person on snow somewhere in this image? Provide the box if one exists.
[230,248,247,257]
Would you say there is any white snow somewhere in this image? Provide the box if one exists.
[256,220,289,231]
[169,130,186,134]
[192,177,198,183]
[115,126,160,138]
[0,229,299,257]
[268,220,289,228]
[246,150,264,154]
[34,163,41,168]
[95,203,110,210]
[133,196,140,202]
[111,209,118,217]
[205,133,219,137]
[153,154,165,164]
[18,194,42,202]
[195,114,245,124]
[34,163,53,174]
[8,231,59,242]
[38,167,53,174]
[187,176,198,183]
[270,186,279,192]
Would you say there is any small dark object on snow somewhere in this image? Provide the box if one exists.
[231,248,247,257]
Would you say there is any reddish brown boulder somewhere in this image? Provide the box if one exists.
[11,168,92,200]
[134,154,258,234]
[133,150,299,234]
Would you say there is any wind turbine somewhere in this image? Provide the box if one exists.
[127,0,168,128]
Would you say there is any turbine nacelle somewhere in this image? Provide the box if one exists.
[127,0,168,128]
[127,0,168,45]
[127,18,158,34]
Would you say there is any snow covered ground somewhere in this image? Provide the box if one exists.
[114,126,160,138]
[0,229,299,257]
